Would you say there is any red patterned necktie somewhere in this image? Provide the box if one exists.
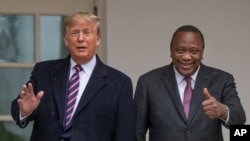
[64,65,82,127]
[183,77,192,119]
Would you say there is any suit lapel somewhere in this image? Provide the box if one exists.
[50,57,70,120]
[161,64,187,122]
[188,64,210,123]
[74,56,108,116]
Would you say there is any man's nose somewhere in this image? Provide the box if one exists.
[78,32,85,41]
[182,52,192,59]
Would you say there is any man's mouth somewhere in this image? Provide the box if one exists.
[77,46,87,50]
[180,62,193,69]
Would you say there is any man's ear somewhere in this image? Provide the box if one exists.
[64,36,68,46]
[96,36,101,46]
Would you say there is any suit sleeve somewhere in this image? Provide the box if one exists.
[134,76,148,141]
[222,74,246,127]
[11,63,39,128]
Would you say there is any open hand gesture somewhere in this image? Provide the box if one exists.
[17,83,44,116]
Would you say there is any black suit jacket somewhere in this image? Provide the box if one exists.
[11,55,135,141]
[134,63,246,141]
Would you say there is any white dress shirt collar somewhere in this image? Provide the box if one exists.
[173,65,200,85]
[70,55,96,76]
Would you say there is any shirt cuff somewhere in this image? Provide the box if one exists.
[220,105,229,124]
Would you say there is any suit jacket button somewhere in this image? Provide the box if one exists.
[186,130,192,135]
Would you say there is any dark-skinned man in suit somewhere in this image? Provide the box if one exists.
[134,25,246,141]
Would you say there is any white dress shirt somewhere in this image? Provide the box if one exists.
[69,55,96,119]
[173,66,199,104]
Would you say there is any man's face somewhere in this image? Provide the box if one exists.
[64,22,100,64]
[170,31,204,76]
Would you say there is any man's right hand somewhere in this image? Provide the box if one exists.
[17,83,44,116]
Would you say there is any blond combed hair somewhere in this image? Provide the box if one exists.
[63,12,101,37]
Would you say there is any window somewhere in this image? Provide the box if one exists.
[0,13,67,140]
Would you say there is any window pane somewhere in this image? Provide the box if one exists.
[0,68,32,115]
[0,121,32,141]
[0,14,35,63]
[40,15,68,61]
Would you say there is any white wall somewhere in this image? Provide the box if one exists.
[100,0,250,140]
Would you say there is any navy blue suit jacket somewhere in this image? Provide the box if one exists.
[11,55,135,141]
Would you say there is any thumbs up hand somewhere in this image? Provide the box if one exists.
[202,88,228,120]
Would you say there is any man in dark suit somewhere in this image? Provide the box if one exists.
[134,25,246,141]
[11,12,135,141]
